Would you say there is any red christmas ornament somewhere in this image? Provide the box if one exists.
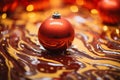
[38,12,74,52]
[97,0,120,24]
[83,0,100,10]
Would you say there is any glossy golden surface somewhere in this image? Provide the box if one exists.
[0,5,120,80]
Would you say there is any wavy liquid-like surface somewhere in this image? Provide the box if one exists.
[0,10,120,80]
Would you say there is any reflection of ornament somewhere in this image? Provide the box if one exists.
[38,12,75,52]
[98,0,120,24]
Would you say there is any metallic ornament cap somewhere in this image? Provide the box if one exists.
[52,12,61,19]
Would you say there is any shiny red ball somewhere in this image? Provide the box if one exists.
[83,0,100,10]
[38,13,74,52]
[97,0,120,24]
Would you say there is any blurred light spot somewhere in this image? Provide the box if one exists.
[3,6,8,12]
[73,16,86,23]
[76,0,84,6]
[116,29,119,35]
[26,4,34,11]
[50,0,62,8]
[2,44,5,46]
[40,68,45,71]
[50,67,54,70]
[103,25,108,31]
[2,13,7,19]
[91,9,98,14]
[70,5,79,12]
[28,12,36,18]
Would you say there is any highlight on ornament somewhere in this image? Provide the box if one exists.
[38,12,75,52]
